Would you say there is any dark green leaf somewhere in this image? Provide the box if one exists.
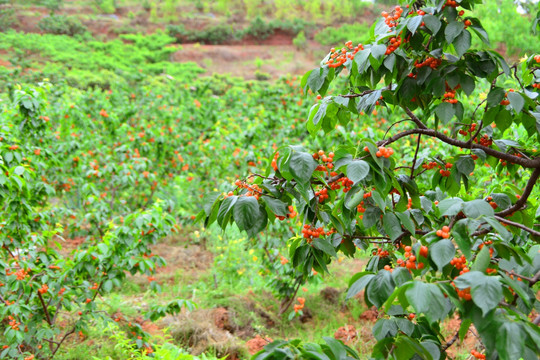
[233,196,260,231]
[405,282,448,323]
[463,200,494,218]
[430,239,456,271]
[347,160,370,183]
[289,151,317,185]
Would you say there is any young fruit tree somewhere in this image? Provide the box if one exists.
[202,0,540,359]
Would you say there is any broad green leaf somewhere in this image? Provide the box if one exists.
[289,151,317,185]
[507,92,524,114]
[347,273,375,299]
[430,239,455,271]
[423,15,441,34]
[405,282,448,323]
[471,245,491,273]
[312,238,337,257]
[445,20,464,43]
[217,195,238,227]
[496,322,525,360]
[263,197,287,217]
[233,196,260,232]
[437,198,463,216]
[396,212,415,235]
[383,213,402,241]
[347,160,369,183]
[453,29,471,57]
[463,200,494,218]
[435,102,455,125]
[366,270,395,308]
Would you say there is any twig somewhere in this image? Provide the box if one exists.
[377,128,540,168]
[403,107,427,129]
[496,167,540,217]
[49,327,76,359]
[442,327,461,351]
[37,291,53,326]
[494,215,540,237]
[410,134,421,179]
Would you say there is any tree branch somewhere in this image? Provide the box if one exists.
[37,291,52,326]
[494,215,540,237]
[377,128,540,168]
[403,107,427,129]
[496,167,540,217]
[410,134,421,179]
[442,327,461,351]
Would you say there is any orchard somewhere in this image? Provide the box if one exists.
[0,0,539,359]
[202,0,540,359]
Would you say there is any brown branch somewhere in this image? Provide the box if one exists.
[279,280,302,315]
[49,327,76,359]
[339,89,378,98]
[507,270,540,286]
[496,167,540,217]
[410,134,421,179]
[442,327,461,351]
[37,291,52,326]
[494,215,540,237]
[377,128,540,168]
[403,107,427,129]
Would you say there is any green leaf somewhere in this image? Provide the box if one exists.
[312,238,337,257]
[372,319,398,341]
[407,16,423,35]
[347,160,370,183]
[437,198,463,216]
[487,87,505,108]
[396,212,415,235]
[233,196,260,232]
[405,282,448,323]
[507,92,524,114]
[383,213,402,241]
[471,245,491,273]
[97,243,109,254]
[454,271,502,316]
[459,318,472,342]
[445,20,464,43]
[263,197,287,217]
[496,322,525,360]
[371,44,387,60]
[14,166,25,176]
[289,151,317,185]
[430,239,455,271]
[453,29,471,57]
[306,67,327,93]
[366,270,395,308]
[463,200,494,218]
[322,337,347,360]
[217,196,238,227]
[372,190,387,213]
[392,267,412,287]
[455,156,475,175]
[423,14,441,34]
[347,273,375,299]
[102,279,113,292]
[435,102,455,125]
[494,108,512,132]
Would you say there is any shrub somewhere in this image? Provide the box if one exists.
[314,22,371,46]
[292,30,306,49]
[37,15,88,36]
[0,6,16,31]
[242,16,275,40]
